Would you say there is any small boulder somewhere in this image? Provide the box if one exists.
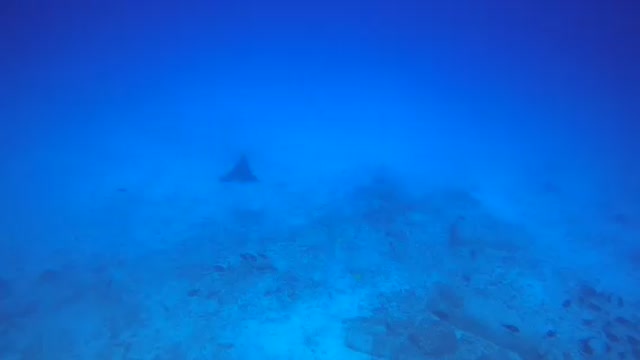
[407,319,459,357]
[343,317,397,358]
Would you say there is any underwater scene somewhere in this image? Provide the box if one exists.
[1,0,639,359]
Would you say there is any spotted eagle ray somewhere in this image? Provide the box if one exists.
[219,155,258,183]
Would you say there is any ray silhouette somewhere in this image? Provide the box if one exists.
[219,155,258,183]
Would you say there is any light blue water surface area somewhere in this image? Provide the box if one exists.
[1,0,639,359]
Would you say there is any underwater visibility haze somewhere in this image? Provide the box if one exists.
[1,0,639,358]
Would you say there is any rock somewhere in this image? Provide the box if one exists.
[343,317,397,358]
[477,349,516,360]
[343,316,459,359]
[407,319,459,357]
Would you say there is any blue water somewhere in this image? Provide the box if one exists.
[1,0,639,359]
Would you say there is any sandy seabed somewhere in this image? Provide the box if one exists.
[1,169,639,360]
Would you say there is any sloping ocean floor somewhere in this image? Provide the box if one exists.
[1,172,640,360]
